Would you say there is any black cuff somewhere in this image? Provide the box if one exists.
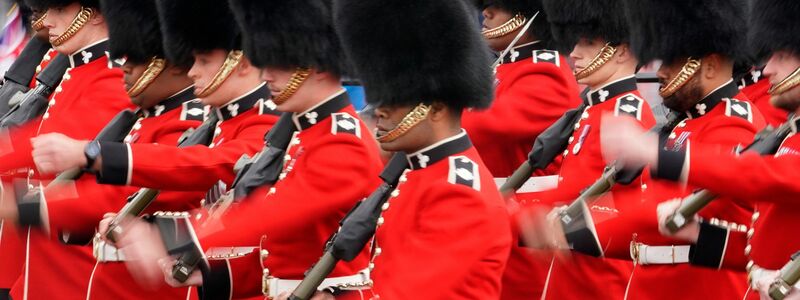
[17,191,42,227]
[60,230,94,245]
[95,142,129,185]
[561,202,603,257]
[653,147,687,181]
[689,221,728,268]
[197,260,232,300]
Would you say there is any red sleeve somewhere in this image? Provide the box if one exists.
[377,183,511,299]
[96,114,274,191]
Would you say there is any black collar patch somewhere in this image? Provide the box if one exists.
[587,76,638,106]
[146,87,196,118]
[686,80,739,119]
[216,84,269,121]
[68,40,109,68]
[407,131,472,170]
[292,90,350,131]
[499,42,544,64]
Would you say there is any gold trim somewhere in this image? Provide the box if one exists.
[126,57,166,97]
[271,68,312,105]
[376,103,432,143]
[768,66,800,96]
[50,7,94,46]
[195,50,244,98]
[482,13,527,40]
[659,58,702,98]
[574,43,617,80]
[31,12,47,32]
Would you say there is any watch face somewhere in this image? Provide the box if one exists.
[86,142,101,157]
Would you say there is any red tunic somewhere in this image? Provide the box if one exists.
[739,67,788,127]
[371,132,512,299]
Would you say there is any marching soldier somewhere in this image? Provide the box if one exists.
[466,1,582,298]
[739,65,788,127]
[333,0,512,298]
[542,0,769,298]
[526,0,658,298]
[3,0,209,298]
[0,0,134,298]
[607,0,800,298]
[109,0,383,299]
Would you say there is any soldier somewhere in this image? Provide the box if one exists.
[0,0,134,298]
[519,0,658,298]
[536,0,769,298]
[606,0,800,298]
[739,65,788,127]
[466,1,582,298]
[333,0,512,298]
[0,0,209,299]
[108,0,384,299]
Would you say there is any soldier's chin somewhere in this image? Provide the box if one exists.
[770,91,800,112]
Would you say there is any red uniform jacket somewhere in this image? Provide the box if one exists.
[18,88,207,300]
[0,39,134,300]
[530,76,656,299]
[739,67,788,127]
[371,132,512,299]
[465,44,582,300]
[94,83,278,191]
[662,116,800,299]
[575,81,767,299]
[191,91,383,299]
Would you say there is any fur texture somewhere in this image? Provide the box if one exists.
[542,0,628,51]
[100,0,170,66]
[749,0,800,57]
[155,0,239,67]
[25,0,98,9]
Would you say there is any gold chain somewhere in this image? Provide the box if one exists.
[195,50,244,98]
[482,13,527,39]
[574,43,617,80]
[51,7,94,46]
[31,12,47,31]
[768,66,800,96]
[127,57,166,97]
[659,58,702,98]
[271,68,312,105]
[376,103,432,143]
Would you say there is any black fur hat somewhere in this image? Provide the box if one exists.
[749,0,800,58]
[542,0,628,51]
[155,0,240,68]
[623,0,747,64]
[473,0,554,50]
[335,0,493,110]
[24,0,98,9]
[100,0,175,66]
[228,0,347,77]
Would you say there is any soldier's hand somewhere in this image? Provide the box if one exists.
[656,199,700,243]
[97,213,117,244]
[159,258,202,287]
[31,133,89,174]
[116,217,170,290]
[275,291,336,300]
[600,114,658,169]
[518,205,567,250]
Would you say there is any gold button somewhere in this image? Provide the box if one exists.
[744,244,752,256]
[43,112,49,119]
[260,249,269,259]
[752,212,760,222]
[368,262,375,270]
[669,132,677,139]
[268,187,277,194]
[381,202,390,211]
[377,217,384,226]
[568,137,575,144]
[641,184,648,190]
[374,247,382,256]
[283,154,291,162]
[63,73,71,80]
[746,260,755,272]
[563,150,569,157]
[278,173,287,180]
[574,123,580,130]
[390,190,400,198]
[746,228,754,239]
[55,86,62,93]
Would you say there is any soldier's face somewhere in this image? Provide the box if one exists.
[43,3,94,54]
[373,104,433,153]
[189,50,234,106]
[482,6,520,52]
[657,59,704,112]
[764,50,800,111]
[121,62,148,107]
[570,38,616,88]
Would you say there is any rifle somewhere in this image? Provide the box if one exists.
[288,153,409,300]
[0,37,52,116]
[663,119,794,233]
[0,53,69,128]
[769,252,800,300]
[103,113,220,242]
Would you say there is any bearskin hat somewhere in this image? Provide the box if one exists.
[749,0,800,58]
[541,0,628,51]
[473,0,554,50]
[24,0,97,9]
[100,0,178,67]
[155,0,239,68]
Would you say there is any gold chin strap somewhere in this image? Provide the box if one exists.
[574,43,617,80]
[768,66,800,96]
[376,103,432,143]
[127,57,167,97]
[482,13,527,40]
[272,67,312,105]
[31,12,47,32]
[195,50,244,98]
[50,7,94,46]
[659,58,702,98]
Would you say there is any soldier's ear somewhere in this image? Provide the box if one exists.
[700,54,729,80]
[89,11,104,25]
[428,102,450,122]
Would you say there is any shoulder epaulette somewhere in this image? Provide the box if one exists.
[447,156,480,191]
[532,50,560,67]
[725,98,753,123]
[181,99,207,121]
[615,93,644,121]
[330,112,361,137]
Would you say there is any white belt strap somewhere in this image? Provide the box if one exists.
[631,244,691,265]
[265,268,371,298]
[93,237,126,262]
[494,175,558,193]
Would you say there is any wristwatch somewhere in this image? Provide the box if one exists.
[84,141,101,171]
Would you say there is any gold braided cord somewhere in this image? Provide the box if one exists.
[768,66,800,96]
[127,57,166,97]
[31,12,46,31]
[482,13,527,40]
[271,68,312,105]
[195,50,244,98]
[50,7,94,46]
[659,58,702,98]
[376,103,432,143]
[574,43,617,80]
